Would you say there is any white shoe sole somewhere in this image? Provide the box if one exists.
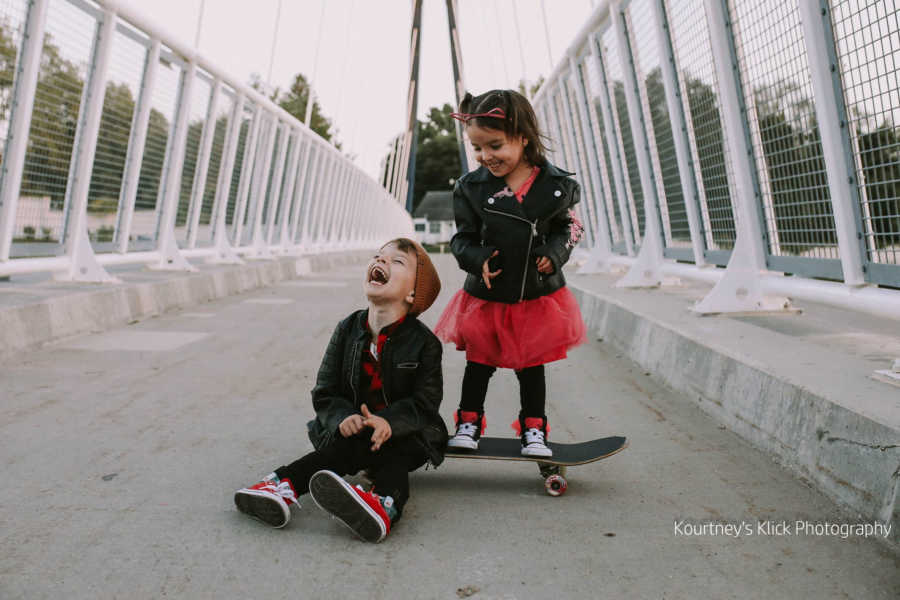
[234,488,291,528]
[309,470,387,543]
[447,437,478,450]
[521,446,553,458]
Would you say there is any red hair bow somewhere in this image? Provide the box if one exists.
[449,107,506,123]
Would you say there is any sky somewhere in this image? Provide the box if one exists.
[117,0,596,178]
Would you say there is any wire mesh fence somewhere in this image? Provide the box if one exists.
[602,22,646,246]
[577,57,625,251]
[13,0,93,257]
[666,0,737,260]
[732,0,841,275]
[831,0,900,273]
[628,0,690,251]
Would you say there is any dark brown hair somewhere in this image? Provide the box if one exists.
[380,237,417,257]
[459,89,548,166]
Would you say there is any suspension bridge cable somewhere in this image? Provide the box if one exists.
[304,0,328,125]
[266,0,283,90]
[540,0,554,68]
[490,0,511,87]
[510,0,529,97]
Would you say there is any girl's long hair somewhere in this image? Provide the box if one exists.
[459,89,549,166]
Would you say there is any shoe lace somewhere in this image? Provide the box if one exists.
[271,479,298,504]
[524,428,547,447]
[455,422,477,437]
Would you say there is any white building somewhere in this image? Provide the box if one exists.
[412,190,456,245]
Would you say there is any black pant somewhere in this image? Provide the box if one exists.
[460,361,545,418]
[274,431,426,517]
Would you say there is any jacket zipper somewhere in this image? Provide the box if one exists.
[380,339,390,406]
[349,340,360,406]
[484,207,538,302]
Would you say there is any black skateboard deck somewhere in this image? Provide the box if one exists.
[444,436,627,496]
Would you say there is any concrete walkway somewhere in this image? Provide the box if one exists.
[1,254,897,599]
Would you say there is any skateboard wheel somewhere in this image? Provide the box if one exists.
[545,474,567,496]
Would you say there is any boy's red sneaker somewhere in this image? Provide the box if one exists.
[308,470,395,543]
[234,474,299,528]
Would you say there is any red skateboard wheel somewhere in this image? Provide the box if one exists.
[544,474,567,496]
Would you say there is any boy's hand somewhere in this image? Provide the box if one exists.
[482,250,503,289]
[339,414,365,438]
[536,256,554,274]
[360,404,392,451]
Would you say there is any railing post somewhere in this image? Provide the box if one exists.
[568,54,614,274]
[152,61,196,271]
[311,152,337,251]
[330,162,354,248]
[289,136,314,248]
[55,7,118,282]
[264,121,291,249]
[276,128,302,253]
[232,103,261,245]
[0,0,49,263]
[693,0,793,313]
[590,30,636,257]
[557,75,598,252]
[246,115,277,258]
[612,2,670,288]
[297,143,323,250]
[186,78,221,249]
[115,39,160,254]
[650,0,707,267]
[798,0,868,286]
[207,91,244,264]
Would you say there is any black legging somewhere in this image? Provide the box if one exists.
[459,360,545,418]
[274,432,426,518]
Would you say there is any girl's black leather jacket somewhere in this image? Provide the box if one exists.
[449,160,583,303]
[306,309,448,466]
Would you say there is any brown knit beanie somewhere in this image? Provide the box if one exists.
[383,238,441,316]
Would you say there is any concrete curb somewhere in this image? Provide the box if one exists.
[0,250,373,362]
[570,283,899,549]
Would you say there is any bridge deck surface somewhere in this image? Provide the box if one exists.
[1,255,897,599]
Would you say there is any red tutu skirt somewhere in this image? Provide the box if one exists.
[434,286,587,370]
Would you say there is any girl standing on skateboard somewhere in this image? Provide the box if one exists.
[434,89,587,457]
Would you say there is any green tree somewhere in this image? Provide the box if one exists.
[88,82,136,212]
[275,73,339,147]
[20,33,85,208]
[411,103,462,211]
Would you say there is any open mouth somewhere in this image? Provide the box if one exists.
[484,161,502,170]
[368,265,389,286]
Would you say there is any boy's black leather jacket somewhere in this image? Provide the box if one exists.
[307,309,448,466]
[449,160,583,303]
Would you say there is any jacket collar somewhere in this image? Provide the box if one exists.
[353,308,416,341]
[463,159,575,184]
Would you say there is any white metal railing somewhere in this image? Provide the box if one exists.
[0,0,411,280]
[532,0,900,320]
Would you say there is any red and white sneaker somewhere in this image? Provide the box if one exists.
[308,470,396,543]
[513,416,553,458]
[234,473,299,528]
[447,410,485,450]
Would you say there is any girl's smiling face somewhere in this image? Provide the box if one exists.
[467,124,528,177]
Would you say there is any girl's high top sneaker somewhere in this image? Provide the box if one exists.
[446,409,486,450]
[234,473,300,528]
[514,416,552,457]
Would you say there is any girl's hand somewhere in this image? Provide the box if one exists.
[361,404,392,451]
[482,250,503,289]
[339,414,365,438]
[536,256,554,274]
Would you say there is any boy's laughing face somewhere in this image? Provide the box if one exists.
[364,242,417,308]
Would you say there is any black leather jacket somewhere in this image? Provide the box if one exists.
[449,160,583,303]
[306,309,448,466]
